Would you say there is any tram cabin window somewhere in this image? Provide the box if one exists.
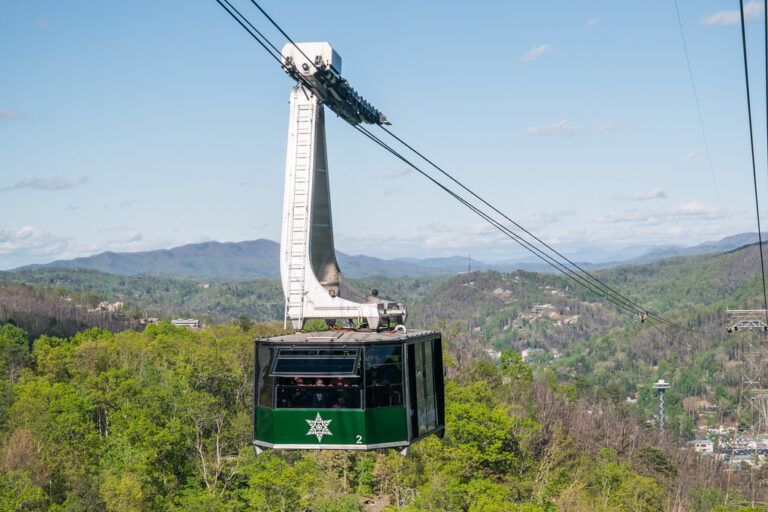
[271,348,359,376]
[270,348,362,409]
[366,345,403,408]
[256,347,274,407]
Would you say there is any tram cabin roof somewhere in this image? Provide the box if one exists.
[258,329,438,345]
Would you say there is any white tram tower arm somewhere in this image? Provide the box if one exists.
[279,42,406,330]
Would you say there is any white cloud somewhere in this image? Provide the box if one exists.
[615,188,667,201]
[526,210,577,230]
[1,176,88,191]
[669,201,720,216]
[703,2,763,26]
[525,120,580,136]
[385,168,412,179]
[680,152,696,163]
[595,120,616,133]
[594,202,721,224]
[123,232,143,243]
[520,44,551,62]
[383,185,403,196]
[525,120,616,136]
[0,226,68,261]
[0,109,21,120]
[100,225,135,233]
[586,17,600,27]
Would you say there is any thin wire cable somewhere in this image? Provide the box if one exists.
[379,126,652,318]
[213,0,283,64]
[355,124,703,332]
[726,1,767,502]
[247,0,321,72]
[353,125,645,318]
[230,0,655,323]
[672,0,725,218]
[376,125,701,332]
[214,0,709,334]
[238,0,716,332]
[737,0,768,322]
[222,0,283,57]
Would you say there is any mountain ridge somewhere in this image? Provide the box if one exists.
[13,232,767,279]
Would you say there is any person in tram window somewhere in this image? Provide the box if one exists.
[311,387,328,408]
[291,386,308,407]
[332,396,346,409]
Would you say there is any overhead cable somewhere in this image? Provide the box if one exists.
[214,0,283,64]
[358,125,703,333]
[378,126,663,324]
[212,0,710,334]
[672,0,724,218]
[736,0,768,319]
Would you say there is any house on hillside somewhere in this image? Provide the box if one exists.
[557,315,579,326]
[172,318,200,331]
[687,440,714,454]
[493,288,512,298]
[521,348,545,362]
[532,304,553,314]
[97,300,124,312]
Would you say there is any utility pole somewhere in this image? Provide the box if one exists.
[726,309,768,434]
[653,379,671,431]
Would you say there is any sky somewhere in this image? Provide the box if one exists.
[2,1,768,269]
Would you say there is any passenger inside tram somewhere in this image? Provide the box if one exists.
[275,375,362,409]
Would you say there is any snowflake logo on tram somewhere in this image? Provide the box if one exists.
[305,413,333,442]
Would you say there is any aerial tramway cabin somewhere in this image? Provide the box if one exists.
[252,42,444,454]
[254,330,444,452]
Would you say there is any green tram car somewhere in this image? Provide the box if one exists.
[254,330,445,453]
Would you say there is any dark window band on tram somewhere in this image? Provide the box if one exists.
[276,379,362,409]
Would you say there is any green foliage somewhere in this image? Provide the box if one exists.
[0,469,46,511]
[0,321,741,511]
[632,445,678,480]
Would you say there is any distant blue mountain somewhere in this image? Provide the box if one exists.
[14,233,764,278]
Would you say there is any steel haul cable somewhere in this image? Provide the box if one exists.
[726,0,768,503]
[356,124,710,333]
[212,0,712,335]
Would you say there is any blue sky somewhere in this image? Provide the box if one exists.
[2,1,768,269]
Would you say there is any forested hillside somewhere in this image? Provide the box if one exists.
[407,245,768,443]
[2,245,768,509]
[0,269,445,326]
[0,322,760,511]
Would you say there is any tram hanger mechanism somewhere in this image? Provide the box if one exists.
[278,42,404,331]
[254,43,444,454]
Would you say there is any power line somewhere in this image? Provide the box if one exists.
[356,125,701,332]
[726,0,768,502]
[213,0,283,64]
[212,0,710,334]
[672,0,724,218]
[737,0,768,319]
[247,0,320,73]
[352,125,646,319]
[377,125,667,325]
